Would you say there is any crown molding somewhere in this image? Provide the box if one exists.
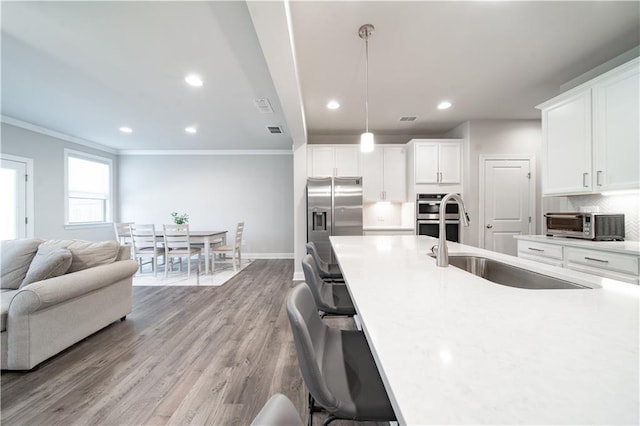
[118,149,293,156]
[2,116,294,156]
[1,115,118,155]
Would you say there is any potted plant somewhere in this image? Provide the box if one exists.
[171,212,189,225]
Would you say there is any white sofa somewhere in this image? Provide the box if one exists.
[1,239,138,370]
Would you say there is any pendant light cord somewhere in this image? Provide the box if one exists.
[365,34,369,133]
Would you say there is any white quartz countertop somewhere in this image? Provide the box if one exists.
[330,235,639,425]
[515,234,640,255]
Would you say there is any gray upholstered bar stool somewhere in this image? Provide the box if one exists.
[251,393,303,426]
[287,283,396,426]
[301,255,355,317]
[305,242,343,282]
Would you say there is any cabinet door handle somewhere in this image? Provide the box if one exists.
[583,172,589,188]
[486,224,493,229]
[596,170,603,186]
[528,247,544,252]
[584,256,608,264]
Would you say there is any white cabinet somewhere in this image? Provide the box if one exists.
[593,63,640,191]
[538,57,639,195]
[541,89,593,194]
[565,247,639,284]
[362,145,406,202]
[516,239,639,285]
[307,145,361,177]
[412,139,462,184]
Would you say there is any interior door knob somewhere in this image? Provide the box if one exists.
[486,224,493,229]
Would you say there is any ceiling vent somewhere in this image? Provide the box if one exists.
[267,125,283,134]
[399,116,417,122]
[254,98,274,113]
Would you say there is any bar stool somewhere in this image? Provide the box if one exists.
[301,255,355,317]
[305,242,343,282]
[286,283,396,426]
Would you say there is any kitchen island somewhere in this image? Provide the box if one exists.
[330,235,639,425]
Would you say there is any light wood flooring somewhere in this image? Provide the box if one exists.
[1,260,375,426]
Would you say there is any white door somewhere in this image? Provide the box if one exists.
[438,142,462,183]
[483,159,532,256]
[310,146,335,177]
[362,148,383,202]
[334,146,361,177]
[414,143,439,183]
[593,64,640,191]
[1,158,28,240]
[542,89,592,195]
[383,147,406,201]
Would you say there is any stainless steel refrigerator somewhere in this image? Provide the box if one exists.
[307,177,363,263]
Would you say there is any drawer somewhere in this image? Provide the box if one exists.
[565,247,639,276]
[517,241,564,260]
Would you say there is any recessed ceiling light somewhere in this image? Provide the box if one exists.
[185,126,197,134]
[185,74,203,87]
[437,101,452,110]
[327,100,340,110]
[119,126,133,133]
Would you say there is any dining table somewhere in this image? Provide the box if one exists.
[187,231,228,274]
[124,229,227,275]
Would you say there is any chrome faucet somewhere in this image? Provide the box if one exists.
[433,193,470,267]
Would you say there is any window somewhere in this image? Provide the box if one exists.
[65,149,112,225]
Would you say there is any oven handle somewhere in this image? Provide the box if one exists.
[544,214,584,219]
[417,220,460,224]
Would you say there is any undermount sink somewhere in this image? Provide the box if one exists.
[431,255,594,290]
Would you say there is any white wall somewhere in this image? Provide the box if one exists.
[446,120,544,247]
[1,122,118,241]
[118,154,294,256]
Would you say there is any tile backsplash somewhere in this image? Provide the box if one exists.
[566,193,640,241]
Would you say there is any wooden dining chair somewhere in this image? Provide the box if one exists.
[212,222,244,272]
[113,222,134,245]
[163,224,201,283]
[129,224,163,277]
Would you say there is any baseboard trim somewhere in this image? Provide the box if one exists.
[292,271,304,282]
[245,252,294,259]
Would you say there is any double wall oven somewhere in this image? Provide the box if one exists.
[416,193,460,242]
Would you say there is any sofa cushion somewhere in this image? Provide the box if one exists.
[1,289,19,332]
[20,246,73,288]
[40,240,120,273]
[1,239,44,290]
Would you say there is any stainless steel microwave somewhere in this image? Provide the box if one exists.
[545,213,625,241]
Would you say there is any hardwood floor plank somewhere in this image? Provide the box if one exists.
[1,260,382,425]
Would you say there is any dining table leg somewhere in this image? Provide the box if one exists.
[204,236,211,274]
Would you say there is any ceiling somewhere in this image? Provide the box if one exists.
[1,1,291,151]
[2,1,639,151]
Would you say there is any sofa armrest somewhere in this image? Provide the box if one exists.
[9,260,138,316]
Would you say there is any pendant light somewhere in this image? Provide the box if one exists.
[359,24,375,153]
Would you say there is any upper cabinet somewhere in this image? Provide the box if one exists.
[414,140,462,184]
[406,139,463,197]
[307,145,361,177]
[593,63,640,192]
[362,145,406,202]
[538,57,639,196]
